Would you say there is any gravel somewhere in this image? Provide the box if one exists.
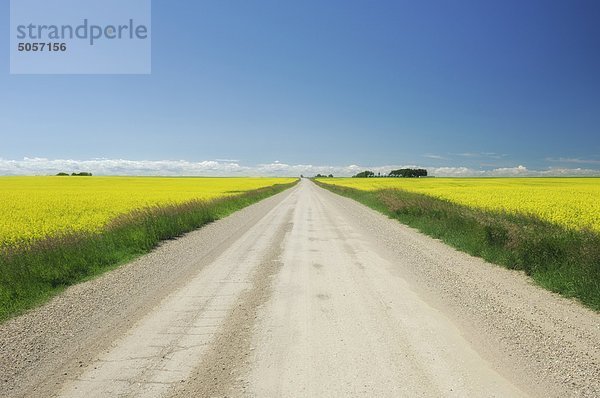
[1,180,598,397]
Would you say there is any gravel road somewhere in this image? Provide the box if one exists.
[1,179,599,397]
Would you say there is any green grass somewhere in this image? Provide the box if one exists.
[0,181,298,322]
[315,181,600,311]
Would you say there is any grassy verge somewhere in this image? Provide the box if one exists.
[0,181,298,322]
[315,181,600,311]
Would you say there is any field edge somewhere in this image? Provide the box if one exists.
[314,179,600,311]
[0,180,299,323]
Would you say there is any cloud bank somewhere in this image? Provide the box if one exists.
[0,157,598,177]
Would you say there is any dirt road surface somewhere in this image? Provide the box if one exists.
[1,179,599,397]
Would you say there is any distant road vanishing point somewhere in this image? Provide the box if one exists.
[1,179,599,397]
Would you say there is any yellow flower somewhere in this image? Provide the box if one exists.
[0,177,295,248]
[319,177,600,232]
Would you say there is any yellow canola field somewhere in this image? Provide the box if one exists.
[318,178,600,232]
[0,176,295,248]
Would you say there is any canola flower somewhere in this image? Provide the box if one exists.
[318,178,600,232]
[0,176,296,248]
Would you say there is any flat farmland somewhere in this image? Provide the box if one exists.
[2,180,598,398]
[316,177,600,232]
[0,177,297,321]
[0,176,297,250]
[316,177,600,310]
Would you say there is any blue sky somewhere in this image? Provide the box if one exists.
[1,0,599,176]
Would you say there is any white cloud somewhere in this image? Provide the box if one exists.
[430,167,484,177]
[423,154,447,160]
[546,157,600,165]
[454,152,507,160]
[0,157,248,176]
[0,158,598,177]
[430,165,600,177]
[456,152,480,158]
[487,165,529,176]
[537,167,600,176]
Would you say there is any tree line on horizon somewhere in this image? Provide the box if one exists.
[352,168,428,178]
[309,168,428,178]
[56,172,93,176]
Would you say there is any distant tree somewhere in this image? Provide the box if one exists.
[56,172,69,176]
[328,174,334,178]
[388,168,427,178]
[300,174,304,178]
[352,170,375,178]
[71,172,93,176]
